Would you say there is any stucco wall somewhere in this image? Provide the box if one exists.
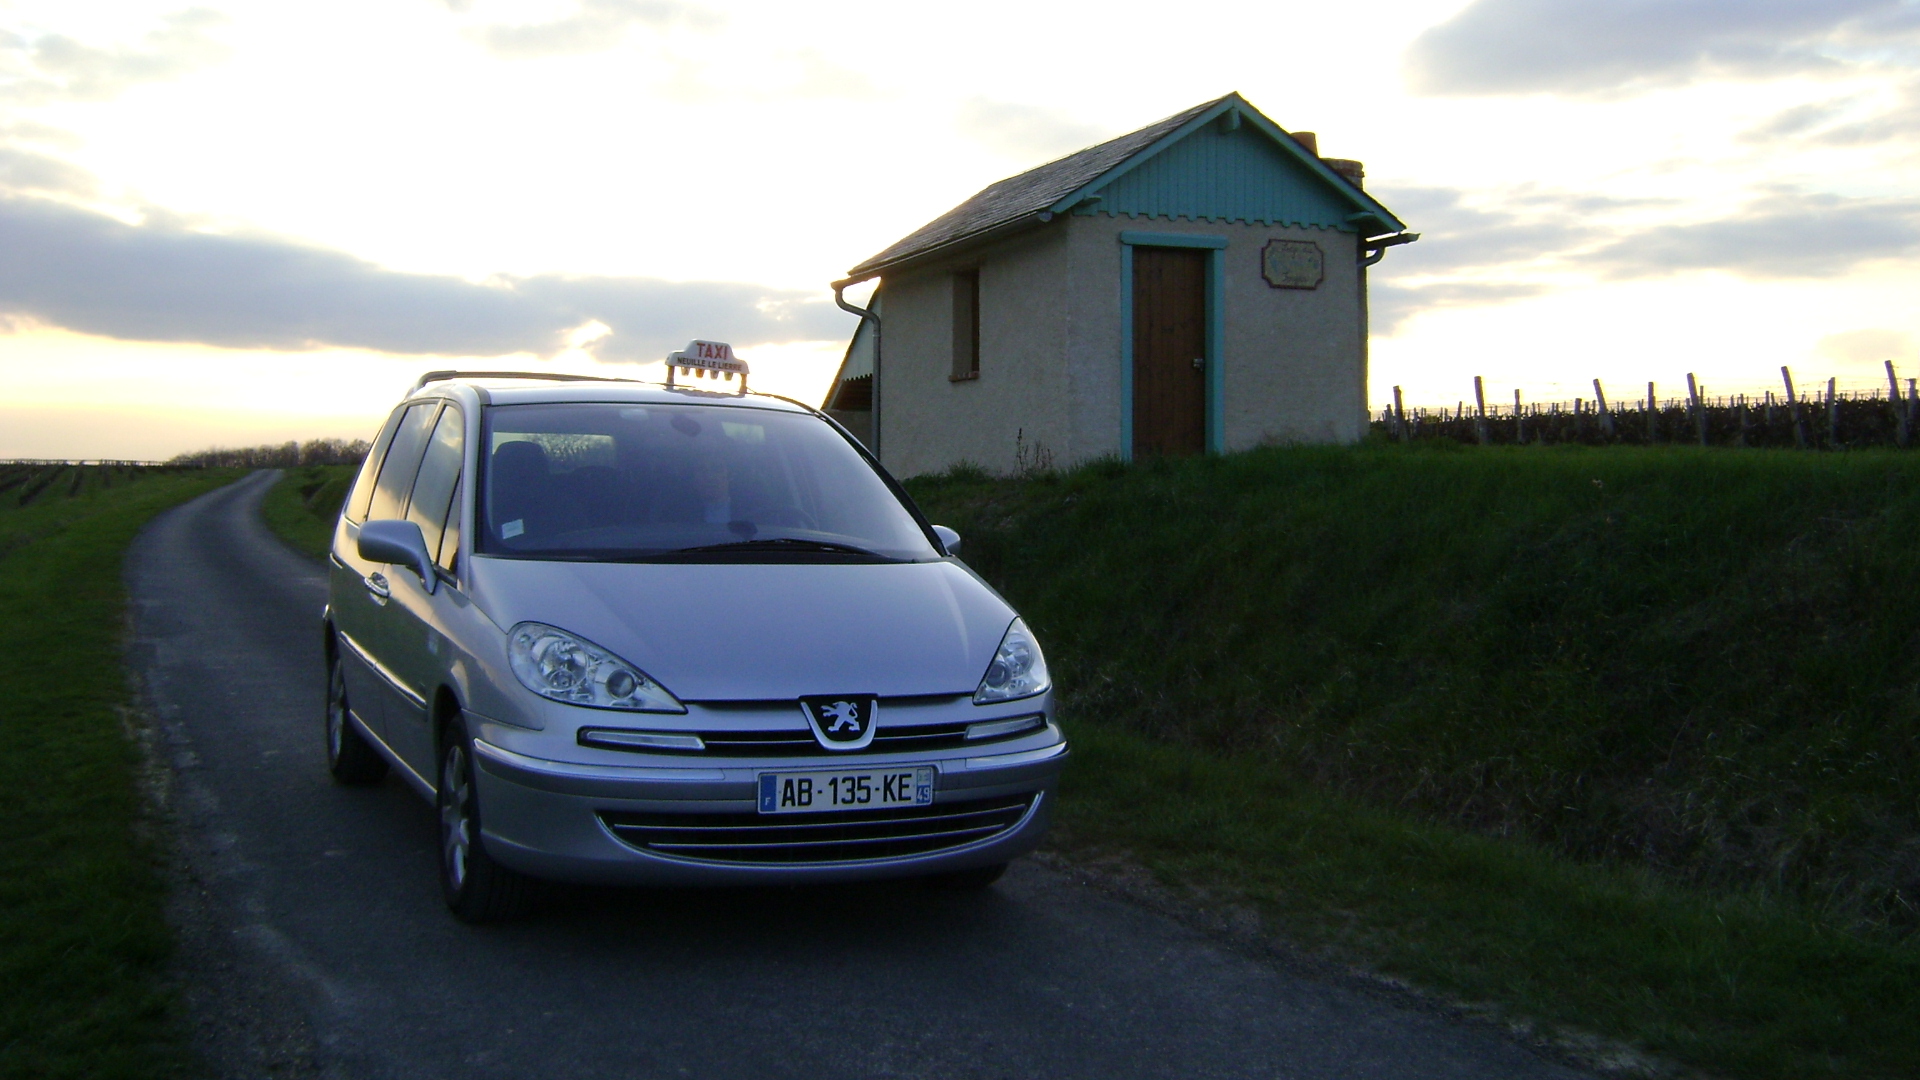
[874,214,1367,477]
[1060,214,1366,461]
[874,223,1075,478]
[1222,220,1366,448]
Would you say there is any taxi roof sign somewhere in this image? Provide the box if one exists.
[666,339,749,392]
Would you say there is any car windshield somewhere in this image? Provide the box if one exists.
[476,402,939,562]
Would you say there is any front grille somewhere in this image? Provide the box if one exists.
[599,793,1036,865]
[694,722,973,757]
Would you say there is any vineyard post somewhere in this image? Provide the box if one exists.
[1736,395,1750,447]
[1686,373,1708,447]
[1646,382,1658,443]
[1514,389,1526,444]
[1827,376,1839,448]
[1887,361,1910,448]
[1392,385,1408,442]
[1474,376,1489,445]
[1782,367,1808,449]
[1592,379,1615,438]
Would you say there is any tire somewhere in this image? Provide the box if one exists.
[325,648,388,785]
[438,716,537,923]
[928,862,1009,890]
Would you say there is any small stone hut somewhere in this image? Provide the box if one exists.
[824,92,1415,476]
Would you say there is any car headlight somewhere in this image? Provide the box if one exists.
[506,622,684,712]
[973,618,1051,704]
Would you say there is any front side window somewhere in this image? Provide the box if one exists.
[477,403,938,562]
[366,403,440,522]
[405,406,464,569]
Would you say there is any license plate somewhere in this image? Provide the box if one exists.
[757,765,935,814]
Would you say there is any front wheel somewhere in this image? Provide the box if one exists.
[325,649,387,785]
[438,717,537,922]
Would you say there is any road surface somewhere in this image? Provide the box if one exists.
[124,471,1593,1080]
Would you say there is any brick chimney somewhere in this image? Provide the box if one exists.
[1324,158,1365,190]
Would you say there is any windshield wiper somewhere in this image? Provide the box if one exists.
[666,537,889,558]
[598,537,896,562]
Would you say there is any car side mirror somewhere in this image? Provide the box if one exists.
[358,519,437,594]
[931,525,962,556]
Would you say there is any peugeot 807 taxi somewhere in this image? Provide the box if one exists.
[322,345,1065,921]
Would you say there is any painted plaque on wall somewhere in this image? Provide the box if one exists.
[1261,240,1324,289]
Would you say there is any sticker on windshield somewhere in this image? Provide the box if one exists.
[502,519,524,539]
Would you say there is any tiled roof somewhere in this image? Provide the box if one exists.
[845,96,1230,279]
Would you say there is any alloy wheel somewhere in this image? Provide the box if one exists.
[440,742,472,893]
[325,659,347,763]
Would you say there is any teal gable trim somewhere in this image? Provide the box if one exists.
[1117,232,1227,459]
[1083,123,1360,231]
[1050,94,1406,234]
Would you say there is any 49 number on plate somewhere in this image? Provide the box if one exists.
[758,765,935,814]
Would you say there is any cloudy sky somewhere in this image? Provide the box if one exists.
[2,0,1918,457]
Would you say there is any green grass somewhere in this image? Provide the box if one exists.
[1058,725,1919,1079]
[259,464,354,561]
[907,444,1920,1079]
[0,465,240,1079]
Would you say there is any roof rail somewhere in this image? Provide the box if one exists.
[409,370,633,393]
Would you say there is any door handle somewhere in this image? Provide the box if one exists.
[364,573,390,601]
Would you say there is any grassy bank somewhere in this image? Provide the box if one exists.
[259,464,354,561]
[908,445,1920,1079]
[0,466,238,1080]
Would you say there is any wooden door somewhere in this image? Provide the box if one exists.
[1132,247,1207,457]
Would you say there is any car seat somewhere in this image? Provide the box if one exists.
[490,440,552,542]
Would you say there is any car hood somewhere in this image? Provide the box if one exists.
[464,557,1016,701]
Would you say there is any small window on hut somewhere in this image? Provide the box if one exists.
[950,269,980,381]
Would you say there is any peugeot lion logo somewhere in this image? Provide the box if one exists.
[800,695,877,750]
[820,701,862,733]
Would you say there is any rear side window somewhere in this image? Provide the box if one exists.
[345,407,407,523]
[405,406,465,569]
[366,403,439,522]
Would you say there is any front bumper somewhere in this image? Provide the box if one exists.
[468,728,1067,886]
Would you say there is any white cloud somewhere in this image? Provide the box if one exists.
[1371,279,1546,335]
[0,7,231,105]
[460,0,720,59]
[0,118,80,147]
[0,145,96,196]
[1369,181,1920,334]
[1578,188,1920,278]
[1402,0,1905,98]
[0,194,851,360]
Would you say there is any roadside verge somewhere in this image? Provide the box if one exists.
[0,467,237,1080]
[908,446,1920,1080]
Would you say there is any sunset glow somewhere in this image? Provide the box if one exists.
[4,0,1917,457]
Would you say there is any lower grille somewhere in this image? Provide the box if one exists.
[696,723,972,756]
[599,793,1036,865]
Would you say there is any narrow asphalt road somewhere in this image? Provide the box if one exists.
[125,471,1594,1080]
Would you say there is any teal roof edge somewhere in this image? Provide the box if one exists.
[1046,93,1406,235]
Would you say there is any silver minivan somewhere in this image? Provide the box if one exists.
[323,371,1066,920]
